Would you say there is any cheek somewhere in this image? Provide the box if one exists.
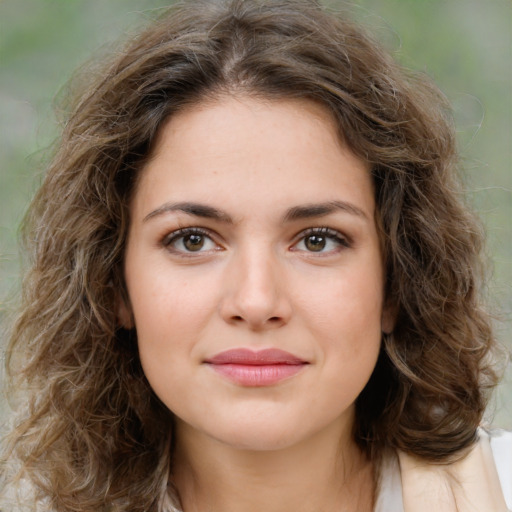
[129,277,204,402]
[300,265,384,335]
[127,261,216,331]
[126,263,223,385]
[299,262,384,375]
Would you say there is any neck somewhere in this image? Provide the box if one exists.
[171,419,375,512]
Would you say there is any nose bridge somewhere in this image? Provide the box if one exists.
[241,244,278,300]
[222,240,290,328]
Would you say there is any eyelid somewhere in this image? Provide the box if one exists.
[160,225,350,255]
[290,226,351,252]
[161,226,223,253]
[162,226,209,244]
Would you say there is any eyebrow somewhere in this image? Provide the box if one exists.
[283,200,368,222]
[143,202,234,223]
[143,200,368,223]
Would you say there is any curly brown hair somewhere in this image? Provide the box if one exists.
[2,0,500,510]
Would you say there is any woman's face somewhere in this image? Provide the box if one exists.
[122,96,393,451]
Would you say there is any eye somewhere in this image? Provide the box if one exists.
[163,228,220,254]
[292,227,350,253]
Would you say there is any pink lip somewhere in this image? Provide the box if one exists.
[204,348,308,386]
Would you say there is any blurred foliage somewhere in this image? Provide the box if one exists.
[1,0,511,426]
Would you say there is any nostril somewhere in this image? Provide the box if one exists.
[230,315,282,324]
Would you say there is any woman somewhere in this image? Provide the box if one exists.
[2,0,510,510]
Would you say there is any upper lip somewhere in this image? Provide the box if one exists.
[204,348,307,365]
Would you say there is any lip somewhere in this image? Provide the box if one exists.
[204,348,309,387]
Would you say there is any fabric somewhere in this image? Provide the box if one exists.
[376,428,512,512]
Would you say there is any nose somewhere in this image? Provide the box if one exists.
[219,247,292,331]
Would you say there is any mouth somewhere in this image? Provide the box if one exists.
[204,348,309,387]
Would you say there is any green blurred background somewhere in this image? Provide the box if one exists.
[1,0,511,427]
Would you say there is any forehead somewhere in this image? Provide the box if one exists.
[132,95,374,220]
[150,94,344,156]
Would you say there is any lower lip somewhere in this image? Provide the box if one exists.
[206,363,306,386]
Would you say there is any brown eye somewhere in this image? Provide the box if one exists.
[304,235,326,252]
[292,228,350,254]
[164,228,219,254]
[183,234,205,251]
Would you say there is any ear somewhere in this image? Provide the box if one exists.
[381,298,397,335]
[117,294,134,329]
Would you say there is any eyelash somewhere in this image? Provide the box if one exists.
[161,226,350,255]
[162,227,220,254]
[293,227,351,253]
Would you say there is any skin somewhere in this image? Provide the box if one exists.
[121,96,393,511]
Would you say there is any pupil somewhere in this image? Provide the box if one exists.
[305,235,326,251]
[184,234,204,251]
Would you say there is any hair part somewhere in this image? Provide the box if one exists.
[3,0,500,510]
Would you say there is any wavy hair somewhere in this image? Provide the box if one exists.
[2,0,500,510]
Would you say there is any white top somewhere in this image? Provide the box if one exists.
[491,430,512,508]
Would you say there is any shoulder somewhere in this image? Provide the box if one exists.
[376,428,512,512]
[399,428,511,511]
[486,428,512,509]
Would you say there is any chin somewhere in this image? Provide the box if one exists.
[197,409,332,453]
[214,426,305,452]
